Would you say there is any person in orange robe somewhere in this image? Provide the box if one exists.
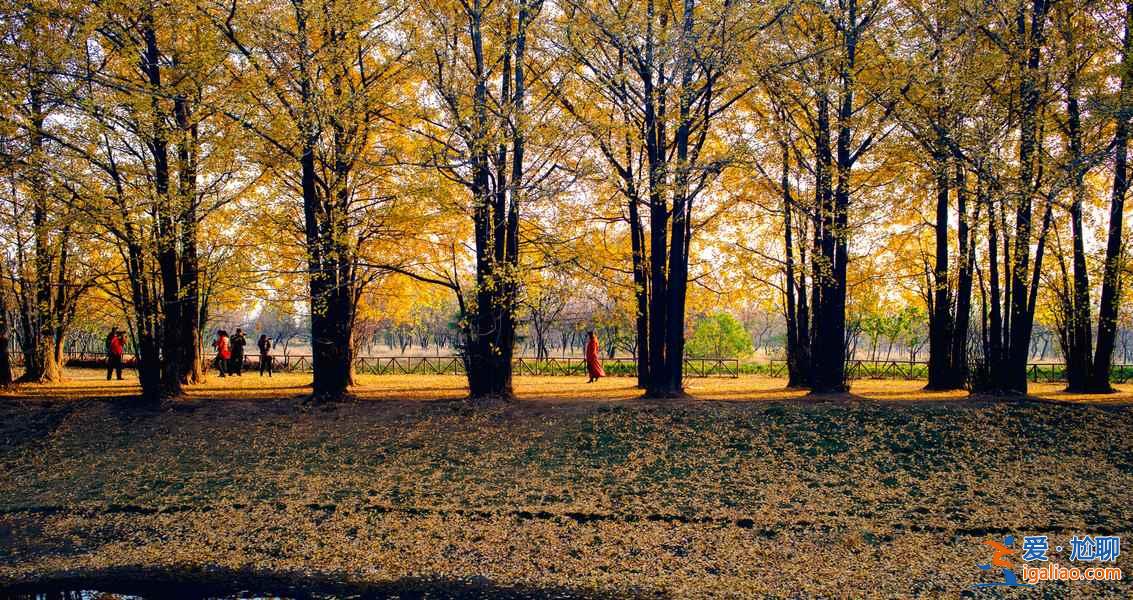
[585,330,605,382]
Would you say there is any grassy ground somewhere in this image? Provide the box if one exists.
[0,370,1131,597]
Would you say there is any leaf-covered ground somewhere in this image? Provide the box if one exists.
[0,371,1131,597]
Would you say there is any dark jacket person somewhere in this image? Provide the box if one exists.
[257,334,273,377]
[230,328,247,376]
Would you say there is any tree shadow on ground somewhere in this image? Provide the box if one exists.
[0,565,662,599]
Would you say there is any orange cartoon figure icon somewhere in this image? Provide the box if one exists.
[974,535,1034,588]
[982,539,1016,568]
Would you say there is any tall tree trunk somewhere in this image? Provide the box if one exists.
[782,139,806,388]
[659,0,697,397]
[809,88,833,390]
[617,45,650,389]
[141,15,183,400]
[629,192,649,388]
[984,175,1004,388]
[1088,0,1133,392]
[303,145,353,401]
[463,0,528,400]
[950,163,976,386]
[1005,0,1050,395]
[498,0,529,397]
[811,5,856,395]
[290,3,353,402]
[0,263,13,387]
[19,76,62,383]
[1065,75,1093,391]
[175,93,203,384]
[125,238,162,405]
[304,145,352,401]
[926,137,953,389]
[643,0,671,396]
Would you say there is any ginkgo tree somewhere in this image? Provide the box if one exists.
[199,0,417,401]
[0,0,1129,404]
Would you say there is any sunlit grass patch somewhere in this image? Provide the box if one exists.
[5,367,1133,407]
[1029,382,1133,405]
[0,368,142,401]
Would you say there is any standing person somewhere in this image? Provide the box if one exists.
[212,330,230,378]
[257,334,273,377]
[585,330,605,383]
[230,328,247,376]
[106,328,124,381]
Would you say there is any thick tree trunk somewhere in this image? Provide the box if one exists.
[141,15,183,400]
[645,125,670,388]
[125,240,162,406]
[811,83,848,394]
[466,321,514,399]
[19,78,62,384]
[302,138,353,401]
[660,2,696,397]
[809,89,833,391]
[310,286,354,400]
[292,5,354,403]
[645,195,669,396]
[810,0,865,395]
[638,0,672,397]
[460,0,528,401]
[175,94,203,385]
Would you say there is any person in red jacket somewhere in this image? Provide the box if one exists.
[585,330,605,383]
[106,328,124,381]
[212,330,231,377]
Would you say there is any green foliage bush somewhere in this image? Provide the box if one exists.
[686,312,754,358]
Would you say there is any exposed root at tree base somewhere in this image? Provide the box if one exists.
[639,389,690,400]
[464,393,515,407]
[806,388,850,398]
[1064,385,1118,394]
[15,373,64,385]
[921,384,965,392]
[302,392,359,407]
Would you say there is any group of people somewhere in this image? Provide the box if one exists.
[211,328,274,377]
[101,328,603,383]
[104,327,276,380]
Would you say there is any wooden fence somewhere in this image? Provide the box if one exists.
[37,352,1133,383]
[38,352,740,378]
[765,359,1133,383]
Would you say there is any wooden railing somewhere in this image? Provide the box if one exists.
[765,359,1133,383]
[22,352,1133,383]
[40,352,741,378]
